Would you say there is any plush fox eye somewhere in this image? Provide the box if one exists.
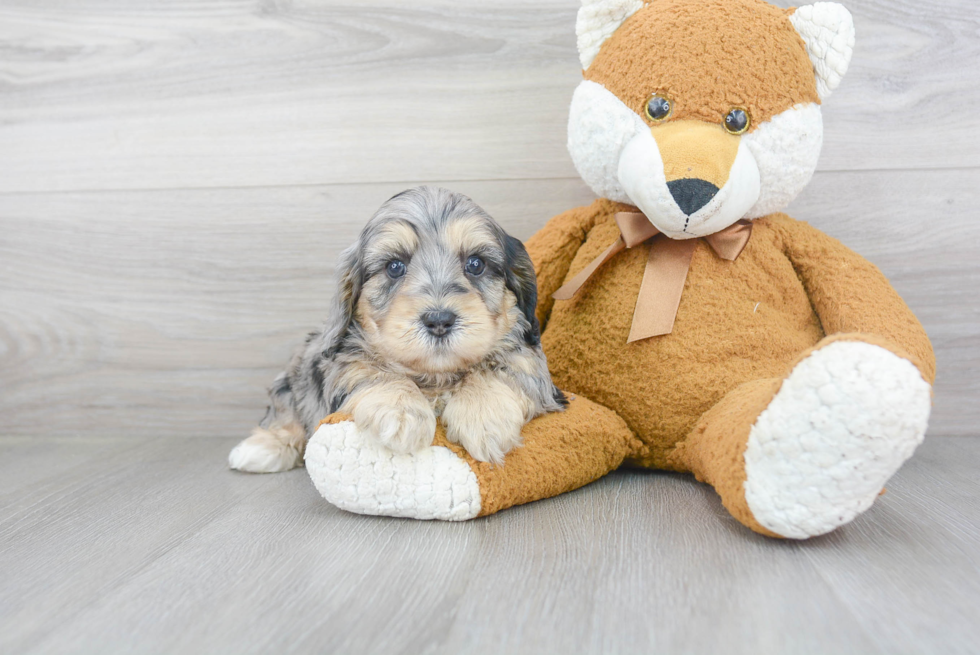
[465,255,486,276]
[645,94,672,122]
[385,259,407,279]
[724,108,750,135]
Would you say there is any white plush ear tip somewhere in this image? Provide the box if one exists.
[789,2,856,100]
[576,0,645,70]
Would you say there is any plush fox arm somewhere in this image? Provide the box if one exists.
[772,214,936,383]
[525,200,611,331]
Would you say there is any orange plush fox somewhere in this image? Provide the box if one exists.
[306,0,936,539]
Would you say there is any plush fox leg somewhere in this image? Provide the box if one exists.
[305,395,636,520]
[669,335,933,539]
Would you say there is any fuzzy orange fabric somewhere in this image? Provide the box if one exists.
[653,121,742,187]
[530,201,935,470]
[430,396,638,517]
[320,413,354,426]
[668,377,785,537]
[586,0,820,131]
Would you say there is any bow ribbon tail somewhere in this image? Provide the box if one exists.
[552,236,627,300]
[704,219,753,260]
[627,238,698,343]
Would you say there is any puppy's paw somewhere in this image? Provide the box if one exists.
[229,423,306,473]
[443,374,528,465]
[353,389,437,454]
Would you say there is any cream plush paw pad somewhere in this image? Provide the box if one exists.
[305,420,481,521]
[744,341,931,539]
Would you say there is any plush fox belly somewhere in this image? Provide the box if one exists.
[539,203,824,467]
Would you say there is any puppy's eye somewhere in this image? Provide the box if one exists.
[385,260,407,279]
[464,255,485,277]
[645,94,672,122]
[723,108,750,135]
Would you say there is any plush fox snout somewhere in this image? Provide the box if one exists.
[648,120,760,225]
[653,121,740,214]
[616,117,762,239]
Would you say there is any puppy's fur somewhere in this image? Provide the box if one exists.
[229,186,566,473]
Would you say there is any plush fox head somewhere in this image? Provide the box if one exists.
[568,0,855,238]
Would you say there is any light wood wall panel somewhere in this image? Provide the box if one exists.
[0,0,978,193]
[1,171,976,438]
[0,179,595,438]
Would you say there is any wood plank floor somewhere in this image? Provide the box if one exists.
[1,435,978,655]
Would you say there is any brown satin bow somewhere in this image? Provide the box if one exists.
[552,211,753,342]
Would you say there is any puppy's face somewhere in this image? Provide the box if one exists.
[354,214,526,374]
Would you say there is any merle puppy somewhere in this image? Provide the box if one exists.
[229,186,565,473]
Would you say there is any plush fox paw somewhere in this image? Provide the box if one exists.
[744,341,932,539]
[305,418,482,521]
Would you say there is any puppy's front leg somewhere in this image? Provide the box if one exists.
[442,371,529,465]
[344,378,437,454]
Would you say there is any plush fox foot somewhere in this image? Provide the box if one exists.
[305,416,482,520]
[306,397,636,521]
[676,338,933,539]
[743,340,932,538]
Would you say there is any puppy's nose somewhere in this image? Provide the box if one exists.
[421,310,457,337]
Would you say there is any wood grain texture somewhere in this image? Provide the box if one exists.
[2,170,975,438]
[0,435,977,654]
[0,178,595,440]
[0,0,978,193]
[796,437,980,654]
[0,436,140,497]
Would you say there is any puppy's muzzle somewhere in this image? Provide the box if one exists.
[421,310,457,337]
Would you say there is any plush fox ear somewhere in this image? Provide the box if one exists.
[789,2,856,101]
[576,0,645,70]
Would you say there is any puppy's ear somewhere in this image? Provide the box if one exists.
[503,234,542,346]
[322,242,363,357]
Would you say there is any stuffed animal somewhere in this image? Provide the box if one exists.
[305,0,935,538]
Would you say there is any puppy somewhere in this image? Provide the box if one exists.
[229,186,566,473]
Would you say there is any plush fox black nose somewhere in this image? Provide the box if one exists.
[667,178,720,216]
[421,310,457,337]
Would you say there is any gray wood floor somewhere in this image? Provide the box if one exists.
[1,435,978,654]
